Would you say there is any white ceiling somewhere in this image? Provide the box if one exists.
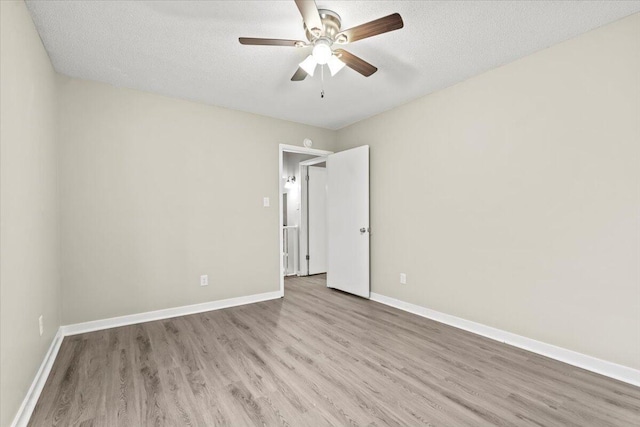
[26,1,640,130]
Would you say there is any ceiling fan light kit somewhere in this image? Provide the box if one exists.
[299,37,345,77]
[327,54,346,76]
[299,55,318,76]
[239,0,404,93]
[311,38,333,64]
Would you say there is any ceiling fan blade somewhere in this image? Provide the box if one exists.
[336,13,404,44]
[291,67,308,81]
[294,0,323,35]
[239,37,305,47]
[334,49,377,77]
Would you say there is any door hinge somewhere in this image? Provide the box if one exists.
[306,255,310,260]
[305,175,309,181]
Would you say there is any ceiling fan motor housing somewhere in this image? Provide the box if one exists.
[304,9,342,42]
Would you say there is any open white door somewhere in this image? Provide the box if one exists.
[308,166,327,274]
[327,145,370,298]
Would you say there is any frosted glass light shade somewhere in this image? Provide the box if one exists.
[327,55,346,76]
[312,41,332,64]
[299,55,317,76]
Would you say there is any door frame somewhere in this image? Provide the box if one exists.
[279,144,332,297]
[298,157,328,276]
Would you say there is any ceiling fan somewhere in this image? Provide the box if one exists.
[239,0,404,81]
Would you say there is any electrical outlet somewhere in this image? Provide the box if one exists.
[38,315,44,336]
[263,197,270,207]
[400,273,407,285]
[200,275,209,287]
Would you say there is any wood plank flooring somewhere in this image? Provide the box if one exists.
[29,275,640,426]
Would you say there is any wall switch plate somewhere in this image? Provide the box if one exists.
[263,197,270,207]
[200,275,208,287]
[38,315,44,336]
[400,273,407,285]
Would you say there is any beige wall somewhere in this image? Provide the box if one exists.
[2,6,638,424]
[58,78,337,325]
[336,14,640,369]
[0,2,61,426]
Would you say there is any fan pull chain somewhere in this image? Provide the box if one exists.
[320,65,325,99]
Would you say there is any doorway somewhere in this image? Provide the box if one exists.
[282,152,322,277]
[278,144,370,298]
[299,157,327,277]
[279,144,332,297]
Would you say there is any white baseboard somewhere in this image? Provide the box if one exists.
[13,289,637,426]
[370,292,640,387]
[11,328,64,427]
[11,290,282,426]
[61,290,282,336]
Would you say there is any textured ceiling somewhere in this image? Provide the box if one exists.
[26,1,640,129]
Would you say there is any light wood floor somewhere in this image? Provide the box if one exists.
[29,275,639,426]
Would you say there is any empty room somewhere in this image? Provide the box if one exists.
[1,1,639,426]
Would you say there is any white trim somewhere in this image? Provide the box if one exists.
[370,292,640,387]
[279,143,332,158]
[12,290,638,426]
[11,329,64,427]
[62,291,281,336]
[279,144,332,296]
[299,157,327,167]
[12,290,282,426]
